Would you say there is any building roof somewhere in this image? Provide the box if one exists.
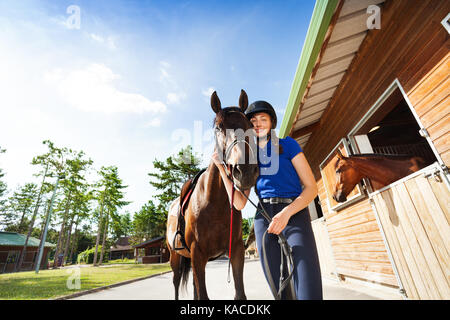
[279,0,385,149]
[0,232,56,248]
[110,236,133,252]
[133,236,165,249]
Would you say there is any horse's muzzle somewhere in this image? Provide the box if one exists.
[232,164,259,190]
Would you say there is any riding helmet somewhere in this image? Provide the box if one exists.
[245,100,277,128]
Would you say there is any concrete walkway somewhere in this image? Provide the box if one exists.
[71,258,388,300]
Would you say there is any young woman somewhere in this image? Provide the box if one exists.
[212,100,323,300]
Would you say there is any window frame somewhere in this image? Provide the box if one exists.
[319,138,366,212]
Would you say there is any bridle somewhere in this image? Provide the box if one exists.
[213,108,256,178]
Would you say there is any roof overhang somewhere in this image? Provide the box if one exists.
[279,0,385,149]
[133,236,165,248]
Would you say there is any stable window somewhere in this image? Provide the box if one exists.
[348,80,439,193]
[319,138,366,212]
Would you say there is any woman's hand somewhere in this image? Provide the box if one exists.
[267,209,292,235]
[212,150,250,211]
[212,150,223,167]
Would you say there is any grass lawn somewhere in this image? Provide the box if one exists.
[0,263,171,300]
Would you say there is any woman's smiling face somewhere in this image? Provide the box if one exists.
[250,112,272,138]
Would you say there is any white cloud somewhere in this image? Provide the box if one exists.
[145,118,162,127]
[44,63,167,114]
[90,33,117,50]
[202,87,215,98]
[166,92,186,105]
[159,61,171,69]
[90,33,104,43]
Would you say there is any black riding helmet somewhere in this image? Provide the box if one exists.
[245,100,277,129]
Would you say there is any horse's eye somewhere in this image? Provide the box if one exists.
[336,169,341,173]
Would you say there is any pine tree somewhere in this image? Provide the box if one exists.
[0,147,8,230]
[92,166,130,266]
[148,145,202,214]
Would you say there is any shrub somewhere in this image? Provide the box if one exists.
[77,246,109,264]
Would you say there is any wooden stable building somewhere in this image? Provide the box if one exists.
[110,236,134,260]
[0,231,55,273]
[279,0,449,299]
[133,236,170,264]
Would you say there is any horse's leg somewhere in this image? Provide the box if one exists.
[169,251,181,300]
[190,242,209,300]
[193,279,198,300]
[231,239,247,300]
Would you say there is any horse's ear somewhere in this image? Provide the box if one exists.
[239,89,248,112]
[211,91,221,114]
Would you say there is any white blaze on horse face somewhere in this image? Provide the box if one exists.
[223,128,257,165]
[225,129,240,165]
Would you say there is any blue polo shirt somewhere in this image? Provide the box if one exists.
[256,136,303,198]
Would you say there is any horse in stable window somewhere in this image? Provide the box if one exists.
[166,90,258,300]
[333,149,427,203]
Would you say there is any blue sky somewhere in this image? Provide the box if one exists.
[0,0,315,219]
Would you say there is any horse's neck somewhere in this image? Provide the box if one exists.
[351,157,408,185]
[205,161,228,202]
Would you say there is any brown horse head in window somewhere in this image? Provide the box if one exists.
[333,149,426,202]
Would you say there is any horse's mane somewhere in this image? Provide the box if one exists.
[351,153,417,160]
[335,153,419,168]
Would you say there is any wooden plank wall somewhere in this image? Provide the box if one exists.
[406,53,450,165]
[372,168,450,299]
[316,178,397,286]
[311,217,337,280]
[327,199,396,286]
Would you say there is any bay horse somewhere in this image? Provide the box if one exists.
[333,149,426,202]
[166,89,258,300]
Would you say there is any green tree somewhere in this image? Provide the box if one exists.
[4,183,38,233]
[92,166,130,266]
[130,199,166,245]
[0,147,8,229]
[16,140,69,271]
[110,211,132,241]
[148,145,202,214]
[65,188,93,264]
[52,149,93,268]
[241,218,251,242]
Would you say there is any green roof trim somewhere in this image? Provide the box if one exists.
[0,232,55,247]
[279,0,339,138]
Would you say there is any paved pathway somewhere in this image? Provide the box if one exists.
[71,258,382,300]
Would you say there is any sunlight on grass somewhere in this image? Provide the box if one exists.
[0,263,171,300]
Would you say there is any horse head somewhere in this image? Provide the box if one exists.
[211,89,259,190]
[332,149,363,203]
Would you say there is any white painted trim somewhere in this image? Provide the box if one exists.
[368,198,408,299]
[319,138,366,213]
[441,12,450,35]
